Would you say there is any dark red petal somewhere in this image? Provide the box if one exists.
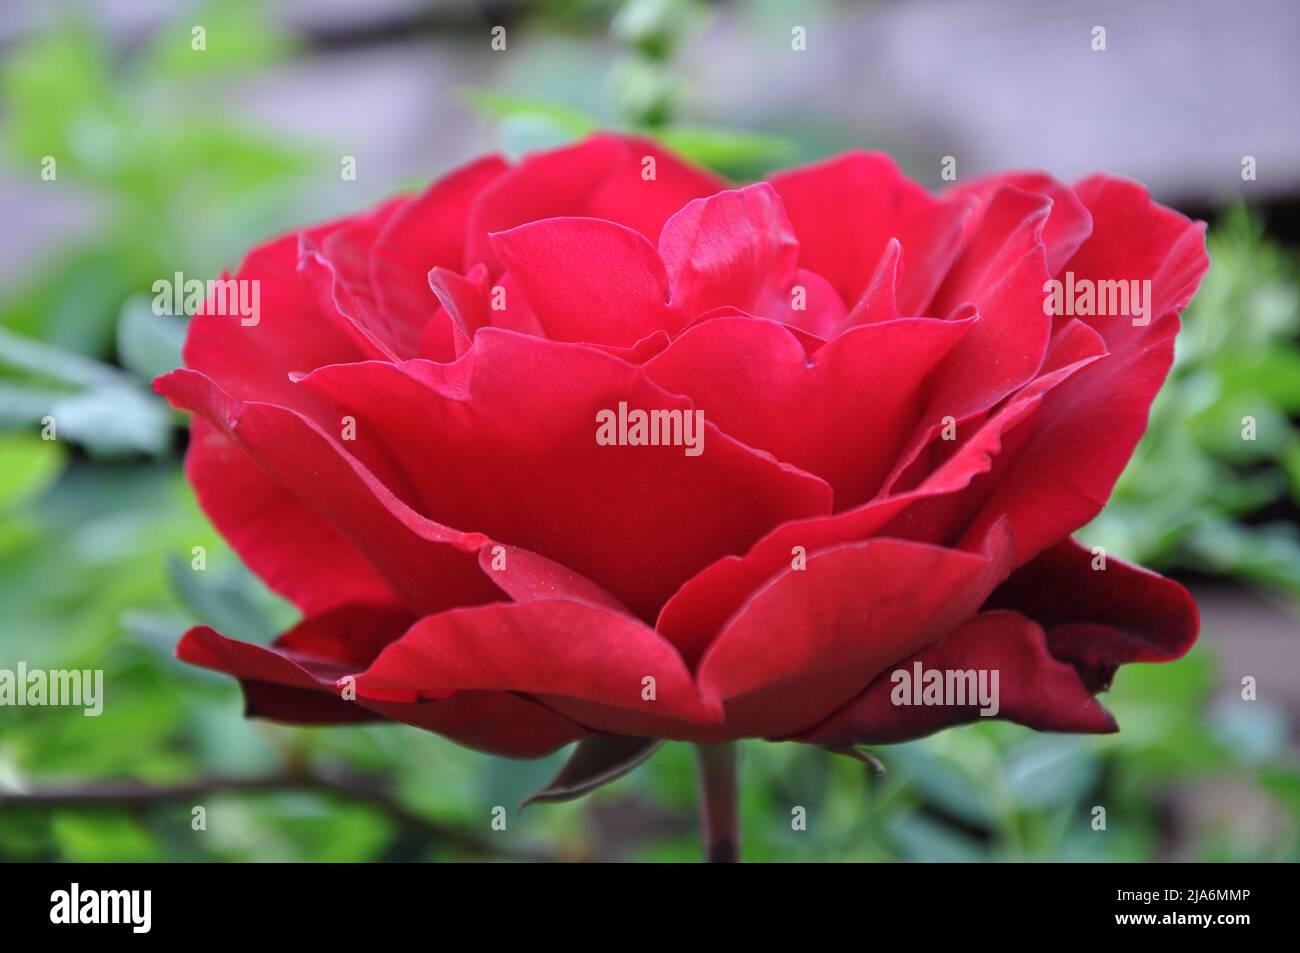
[797,610,1117,745]
[355,598,722,737]
[179,233,378,415]
[987,537,1198,691]
[298,240,401,362]
[272,602,419,670]
[644,312,973,507]
[177,619,586,757]
[490,217,671,346]
[184,416,397,616]
[953,314,1180,566]
[769,152,970,314]
[239,681,385,725]
[296,330,832,619]
[476,543,629,613]
[842,238,902,329]
[658,184,799,324]
[307,197,415,355]
[880,318,1108,548]
[154,368,502,616]
[694,521,1013,739]
[921,185,1054,421]
[949,172,1093,275]
[465,133,725,271]
[1064,174,1209,353]
[655,323,1102,663]
[369,155,509,338]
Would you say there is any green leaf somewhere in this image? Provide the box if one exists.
[1003,736,1100,810]
[51,812,161,862]
[0,382,74,427]
[166,555,286,643]
[656,125,795,176]
[460,89,599,137]
[116,296,186,381]
[0,325,123,389]
[141,0,296,78]
[0,432,66,509]
[48,385,171,457]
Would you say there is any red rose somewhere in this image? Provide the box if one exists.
[154,133,1207,798]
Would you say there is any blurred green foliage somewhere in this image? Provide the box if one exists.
[0,0,1297,862]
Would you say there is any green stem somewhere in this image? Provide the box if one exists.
[694,743,739,862]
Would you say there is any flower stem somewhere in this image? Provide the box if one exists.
[694,742,739,863]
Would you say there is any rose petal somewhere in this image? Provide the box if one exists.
[769,152,970,314]
[693,520,1013,739]
[179,231,379,415]
[356,598,722,737]
[178,613,586,757]
[296,329,833,619]
[921,185,1055,421]
[154,368,502,615]
[987,537,1198,691]
[655,322,1102,663]
[466,133,725,271]
[490,217,671,346]
[644,312,973,507]
[1063,174,1209,352]
[184,416,397,616]
[658,184,799,325]
[949,172,1093,275]
[369,155,509,339]
[797,610,1117,745]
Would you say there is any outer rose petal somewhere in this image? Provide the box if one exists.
[465,133,725,271]
[356,599,723,738]
[297,329,833,620]
[954,314,1181,566]
[1063,174,1209,352]
[185,417,397,616]
[178,607,586,757]
[987,537,1198,691]
[797,610,1117,746]
[769,152,970,314]
[154,368,503,616]
[693,520,1013,739]
[181,231,380,416]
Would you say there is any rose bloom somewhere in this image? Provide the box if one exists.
[155,134,1208,816]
